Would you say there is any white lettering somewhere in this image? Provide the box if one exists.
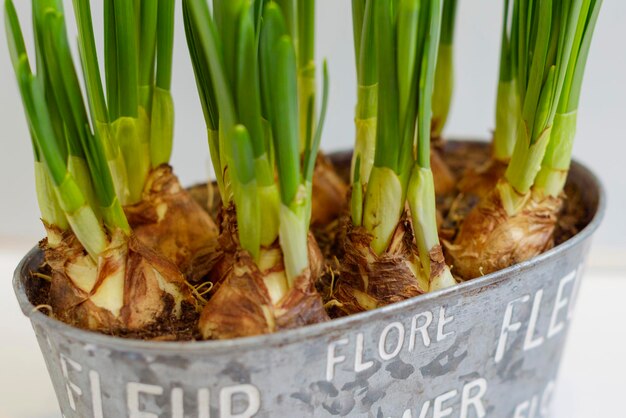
[198,388,210,418]
[219,384,261,418]
[524,290,545,351]
[540,381,556,417]
[548,271,576,338]
[529,396,539,417]
[355,333,374,372]
[60,354,83,411]
[418,401,431,418]
[514,381,556,418]
[460,379,487,418]
[172,387,184,418]
[89,370,103,418]
[514,401,530,418]
[127,382,164,418]
[567,267,583,321]
[495,295,531,363]
[433,389,457,418]
[437,307,455,342]
[409,312,433,351]
[326,338,349,381]
[379,322,405,361]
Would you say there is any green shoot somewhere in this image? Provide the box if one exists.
[535,0,602,196]
[138,0,158,110]
[503,0,599,213]
[350,0,377,224]
[6,0,181,257]
[432,0,457,138]
[150,0,176,167]
[184,0,330,285]
[349,0,455,290]
[493,0,520,161]
[297,0,316,152]
[6,0,109,258]
[113,0,139,118]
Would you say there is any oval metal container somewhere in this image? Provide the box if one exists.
[13,143,604,418]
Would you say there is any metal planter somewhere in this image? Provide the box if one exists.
[13,144,604,418]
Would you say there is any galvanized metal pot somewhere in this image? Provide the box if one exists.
[13,143,605,418]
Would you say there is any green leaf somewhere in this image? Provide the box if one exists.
[373,0,400,173]
[520,0,552,135]
[73,0,109,126]
[32,0,68,161]
[274,0,297,40]
[357,0,377,86]
[397,0,419,135]
[113,0,139,118]
[156,0,175,90]
[562,0,602,112]
[231,125,255,185]
[150,87,174,167]
[4,0,28,76]
[441,0,458,45]
[352,0,366,66]
[19,66,68,190]
[138,0,158,93]
[186,0,237,136]
[236,3,266,158]
[298,0,315,69]
[183,0,219,131]
[417,0,443,169]
[263,32,300,206]
[213,0,244,92]
[41,10,89,159]
[104,0,119,120]
[259,3,288,122]
[303,61,330,183]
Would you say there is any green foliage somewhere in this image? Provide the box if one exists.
[5,0,180,249]
[505,0,603,196]
[184,0,330,278]
[351,0,444,254]
[368,0,442,176]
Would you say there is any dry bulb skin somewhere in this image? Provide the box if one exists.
[43,226,195,333]
[441,158,508,241]
[310,153,349,227]
[330,211,428,317]
[446,183,563,280]
[431,146,456,196]
[198,206,328,340]
[124,165,219,282]
[457,158,508,198]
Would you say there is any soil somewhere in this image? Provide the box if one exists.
[23,142,592,339]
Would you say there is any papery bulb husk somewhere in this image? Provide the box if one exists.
[440,159,508,241]
[198,205,240,296]
[446,188,563,280]
[124,165,219,282]
[330,212,427,317]
[198,211,328,339]
[311,153,349,227]
[43,226,196,333]
[458,159,508,197]
[431,146,456,196]
[188,180,223,221]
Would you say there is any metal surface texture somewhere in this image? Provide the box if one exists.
[13,143,605,418]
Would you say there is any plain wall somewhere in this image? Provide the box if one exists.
[1,1,624,263]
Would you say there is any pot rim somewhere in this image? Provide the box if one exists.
[12,144,606,354]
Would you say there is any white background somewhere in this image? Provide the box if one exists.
[0,1,625,417]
